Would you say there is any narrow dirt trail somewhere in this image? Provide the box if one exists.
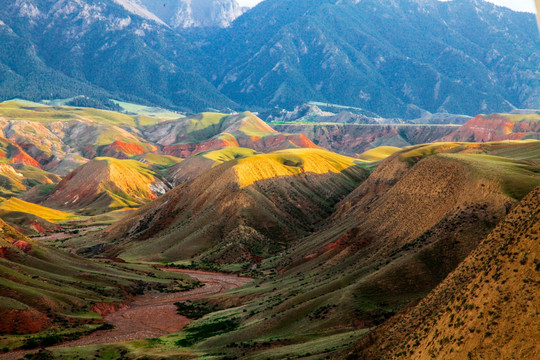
[3,269,252,360]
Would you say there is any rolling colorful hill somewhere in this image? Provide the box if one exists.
[274,123,458,156]
[142,111,319,158]
[440,113,540,143]
[40,157,170,215]
[97,148,368,263]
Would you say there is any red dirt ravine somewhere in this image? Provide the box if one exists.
[60,269,252,347]
[3,269,252,360]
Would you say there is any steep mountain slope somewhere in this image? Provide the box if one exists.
[344,185,540,359]
[274,123,458,156]
[137,0,244,29]
[440,113,540,142]
[204,0,539,117]
[42,157,169,214]
[142,111,319,157]
[173,141,540,359]
[1,0,538,116]
[98,148,368,262]
[0,0,235,112]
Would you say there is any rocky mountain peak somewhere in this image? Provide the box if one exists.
[137,0,245,28]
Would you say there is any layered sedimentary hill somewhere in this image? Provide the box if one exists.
[100,148,368,262]
[274,124,458,156]
[41,157,169,214]
[143,111,318,158]
[440,113,540,142]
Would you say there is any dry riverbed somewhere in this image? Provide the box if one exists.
[3,269,252,359]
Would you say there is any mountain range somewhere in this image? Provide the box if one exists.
[0,0,538,117]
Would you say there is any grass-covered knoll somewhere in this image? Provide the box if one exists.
[202,147,259,165]
[358,146,401,161]
[0,198,75,223]
[42,157,169,214]
[112,100,183,122]
[0,101,158,127]
[398,142,540,200]
[234,148,362,187]
[135,153,183,167]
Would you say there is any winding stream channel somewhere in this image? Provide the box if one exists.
[4,269,253,360]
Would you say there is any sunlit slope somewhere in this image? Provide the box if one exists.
[42,157,169,214]
[101,148,368,262]
[0,101,159,127]
[181,140,540,359]
[234,148,361,187]
[166,147,258,186]
[143,111,319,157]
[346,185,540,359]
[358,146,401,161]
[0,198,72,223]
[0,163,61,197]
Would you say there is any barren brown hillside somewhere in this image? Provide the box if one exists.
[342,184,540,360]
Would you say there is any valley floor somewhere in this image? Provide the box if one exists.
[3,269,252,360]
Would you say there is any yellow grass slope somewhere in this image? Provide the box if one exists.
[43,157,169,214]
[0,198,74,222]
[235,148,361,187]
[358,146,401,161]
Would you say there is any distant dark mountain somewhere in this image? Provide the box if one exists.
[203,0,539,117]
[0,0,236,112]
[0,0,538,117]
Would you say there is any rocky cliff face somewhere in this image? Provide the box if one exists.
[138,0,244,28]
